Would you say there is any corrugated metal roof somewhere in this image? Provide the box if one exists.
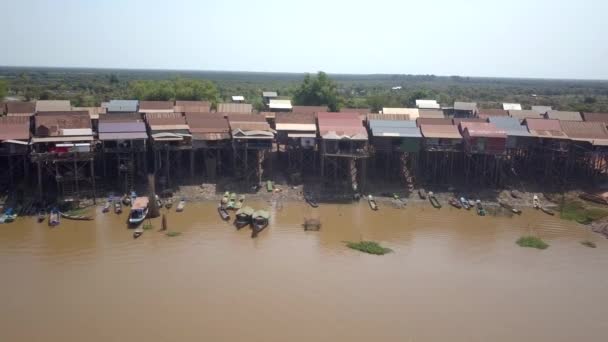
[369,120,421,138]
[99,122,147,133]
[174,101,211,113]
[145,112,187,125]
[582,112,608,123]
[139,101,174,112]
[420,125,462,139]
[382,108,419,120]
[291,105,329,114]
[275,113,315,125]
[531,106,552,114]
[262,91,278,97]
[368,114,410,121]
[32,136,94,143]
[228,114,272,134]
[191,132,231,141]
[268,99,293,110]
[99,113,143,122]
[0,116,30,141]
[559,121,608,144]
[524,118,568,139]
[99,132,149,141]
[453,118,487,126]
[105,100,139,113]
[275,123,317,131]
[6,102,36,114]
[185,113,230,137]
[317,112,367,140]
[546,110,583,121]
[419,109,444,119]
[415,99,440,109]
[478,108,508,119]
[509,110,542,120]
[218,103,252,113]
[453,102,477,111]
[459,122,506,138]
[36,100,71,112]
[488,117,532,137]
[416,118,453,126]
[35,111,91,137]
[72,106,106,120]
[503,103,522,111]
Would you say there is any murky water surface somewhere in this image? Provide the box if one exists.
[1,201,607,341]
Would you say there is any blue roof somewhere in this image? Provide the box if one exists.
[489,117,532,137]
[106,100,139,113]
[369,120,422,138]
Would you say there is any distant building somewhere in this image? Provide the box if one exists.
[502,103,522,111]
[415,99,440,109]
[232,95,245,103]
[453,102,478,118]
[268,99,292,112]
[262,91,278,105]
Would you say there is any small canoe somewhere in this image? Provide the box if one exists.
[368,195,379,211]
[533,195,541,209]
[218,205,230,221]
[227,193,237,210]
[0,208,17,223]
[499,201,522,215]
[133,228,143,239]
[468,199,475,208]
[165,198,173,209]
[449,198,462,209]
[251,210,270,238]
[102,200,111,213]
[221,191,229,205]
[511,190,523,199]
[429,192,441,208]
[418,189,427,200]
[48,209,60,227]
[122,195,131,206]
[476,200,486,216]
[266,181,274,192]
[234,195,245,210]
[460,197,470,210]
[540,207,555,216]
[304,193,319,208]
[114,202,123,214]
[60,212,93,221]
[176,198,186,212]
[235,206,254,229]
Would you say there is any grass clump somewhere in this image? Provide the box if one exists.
[516,236,549,250]
[142,222,154,230]
[346,241,392,255]
[581,240,597,248]
[560,200,608,224]
[165,231,181,237]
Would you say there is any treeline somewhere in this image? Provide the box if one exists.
[1,67,608,113]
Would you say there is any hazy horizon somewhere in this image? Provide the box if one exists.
[2,0,607,80]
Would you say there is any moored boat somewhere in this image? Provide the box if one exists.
[533,195,540,209]
[449,198,462,209]
[234,195,245,210]
[499,201,522,215]
[476,200,486,216]
[60,212,93,221]
[227,193,237,210]
[418,188,427,199]
[218,205,230,221]
[235,206,254,229]
[48,208,60,227]
[165,198,173,209]
[368,195,379,211]
[251,210,270,238]
[114,201,123,214]
[304,193,319,208]
[128,197,149,226]
[122,194,131,206]
[133,227,143,239]
[221,191,229,206]
[102,199,111,213]
[429,192,441,208]
[0,208,17,224]
[460,197,470,209]
[511,190,523,199]
[468,199,475,208]
[176,198,186,212]
[540,206,555,216]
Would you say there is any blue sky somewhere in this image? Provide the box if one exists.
[1,0,607,79]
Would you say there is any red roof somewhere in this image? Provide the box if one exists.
[317,112,367,140]
[524,118,568,139]
[459,122,506,138]
[0,116,30,141]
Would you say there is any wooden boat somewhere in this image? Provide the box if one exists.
[499,201,522,215]
[540,206,555,216]
[266,180,274,192]
[533,195,540,209]
[428,192,441,208]
[37,209,47,223]
[122,195,131,206]
[165,198,173,209]
[221,191,229,205]
[128,197,149,226]
[235,206,254,229]
[468,199,476,208]
[0,208,17,224]
[218,205,230,221]
[476,200,486,216]
[251,210,270,238]
[114,201,122,214]
[449,198,462,209]
[227,193,237,210]
[176,198,186,212]
[418,188,427,199]
[304,193,319,208]
[133,227,143,239]
[510,190,523,199]
[48,208,60,227]
[234,195,245,210]
[392,194,406,208]
[460,197,470,210]
[102,199,111,213]
[61,212,93,221]
[368,195,379,211]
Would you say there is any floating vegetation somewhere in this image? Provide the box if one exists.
[142,222,154,230]
[166,231,181,237]
[559,200,608,224]
[303,218,321,231]
[516,236,549,250]
[581,240,597,248]
[346,241,392,255]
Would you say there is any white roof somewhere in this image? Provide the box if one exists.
[61,128,93,136]
[275,123,316,131]
[415,99,440,109]
[268,99,293,110]
[232,96,245,101]
[503,103,522,111]
[381,108,420,120]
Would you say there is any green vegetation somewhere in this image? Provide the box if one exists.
[142,222,154,230]
[559,200,608,224]
[581,240,597,248]
[166,231,181,237]
[129,78,219,103]
[293,71,341,111]
[0,79,7,100]
[346,241,392,255]
[516,236,549,250]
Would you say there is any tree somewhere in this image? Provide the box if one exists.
[129,79,219,102]
[0,80,7,100]
[174,79,219,102]
[293,72,342,111]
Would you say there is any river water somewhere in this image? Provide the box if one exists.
[1,201,607,342]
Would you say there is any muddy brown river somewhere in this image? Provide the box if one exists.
[1,201,607,341]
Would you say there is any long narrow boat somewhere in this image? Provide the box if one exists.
[128,197,149,227]
[368,195,379,211]
[540,206,555,216]
[176,198,186,212]
[251,210,270,238]
[449,198,462,209]
[460,197,471,210]
[102,199,111,213]
[114,201,122,214]
[48,208,60,227]
[133,227,143,239]
[304,193,319,208]
[533,195,541,209]
[0,208,17,224]
[235,206,254,229]
[511,190,523,199]
[60,212,93,221]
[499,201,522,215]
[418,188,427,200]
[227,193,237,210]
[428,192,441,208]
[218,205,230,221]
[476,200,486,216]
[234,195,245,210]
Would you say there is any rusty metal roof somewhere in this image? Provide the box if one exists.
[317,112,367,140]
[418,109,445,119]
[72,106,107,120]
[146,112,189,131]
[35,111,92,136]
[453,118,487,126]
[36,100,71,112]
[524,118,568,139]
[5,101,36,115]
[416,118,453,126]
[559,121,608,144]
[546,110,583,121]
[291,105,329,114]
[368,114,411,121]
[453,102,477,111]
[139,101,174,112]
[275,113,315,125]
[217,103,253,113]
[509,110,543,120]
[185,113,230,135]
[531,106,552,114]
[477,108,508,119]
[174,101,211,113]
[582,112,608,124]
[99,113,143,122]
[420,124,462,139]
[0,116,30,141]
[459,122,506,138]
